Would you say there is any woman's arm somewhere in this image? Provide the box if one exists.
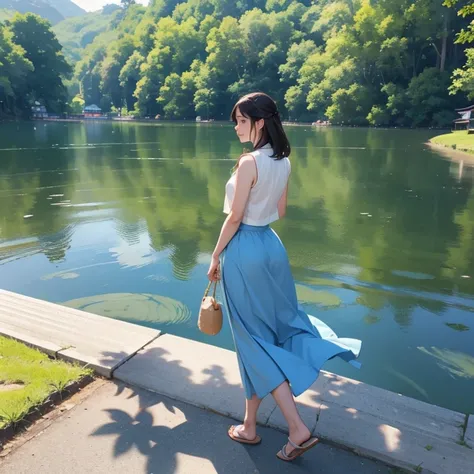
[278,182,289,218]
[207,155,256,281]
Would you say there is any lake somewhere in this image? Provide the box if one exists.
[0,121,473,414]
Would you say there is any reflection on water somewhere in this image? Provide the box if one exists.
[418,347,474,379]
[445,323,470,332]
[0,121,474,414]
[296,285,342,308]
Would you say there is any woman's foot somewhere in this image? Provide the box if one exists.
[228,424,261,444]
[232,424,256,441]
[284,425,312,457]
[277,436,319,462]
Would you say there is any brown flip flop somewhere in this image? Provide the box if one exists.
[276,436,320,461]
[228,425,262,445]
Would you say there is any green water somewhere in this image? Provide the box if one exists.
[1,121,473,414]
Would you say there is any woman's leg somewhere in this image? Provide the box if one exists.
[271,381,312,454]
[232,394,262,439]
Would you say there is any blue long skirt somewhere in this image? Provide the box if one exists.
[219,223,362,400]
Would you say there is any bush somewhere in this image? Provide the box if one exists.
[367,105,390,126]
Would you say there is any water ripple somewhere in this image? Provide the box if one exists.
[63,292,191,326]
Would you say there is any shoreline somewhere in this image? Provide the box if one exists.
[428,131,474,159]
[426,140,474,162]
[1,116,453,131]
[0,289,472,473]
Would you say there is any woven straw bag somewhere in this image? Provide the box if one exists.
[198,280,223,335]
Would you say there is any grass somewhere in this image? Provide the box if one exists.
[0,336,92,429]
[430,131,474,155]
[456,440,472,449]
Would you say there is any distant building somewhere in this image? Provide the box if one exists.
[453,105,474,132]
[31,104,48,119]
[83,104,102,118]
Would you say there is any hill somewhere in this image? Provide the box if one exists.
[47,0,84,18]
[53,5,121,63]
[0,0,85,25]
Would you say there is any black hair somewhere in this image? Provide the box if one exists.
[231,92,291,159]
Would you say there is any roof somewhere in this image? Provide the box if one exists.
[455,105,474,112]
[84,104,102,111]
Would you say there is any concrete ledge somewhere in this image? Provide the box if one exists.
[315,400,472,474]
[2,290,473,473]
[313,371,464,441]
[466,415,473,448]
[0,290,161,377]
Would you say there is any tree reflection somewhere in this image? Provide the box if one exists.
[1,123,474,326]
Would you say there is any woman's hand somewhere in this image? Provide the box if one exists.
[207,255,220,281]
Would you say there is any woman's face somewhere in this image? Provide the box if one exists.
[234,107,263,144]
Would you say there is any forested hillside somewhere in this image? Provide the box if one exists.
[53,4,122,63]
[1,1,473,126]
[70,0,473,126]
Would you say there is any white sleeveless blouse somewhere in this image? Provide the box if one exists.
[223,144,291,226]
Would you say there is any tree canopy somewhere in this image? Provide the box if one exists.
[1,1,473,125]
[68,0,471,126]
[1,13,71,116]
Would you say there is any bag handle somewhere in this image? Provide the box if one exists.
[204,280,218,299]
[204,280,219,308]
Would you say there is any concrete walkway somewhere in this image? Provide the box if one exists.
[115,334,474,474]
[0,381,391,474]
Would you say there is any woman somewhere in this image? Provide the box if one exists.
[207,92,361,462]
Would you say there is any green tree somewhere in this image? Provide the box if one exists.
[148,0,185,20]
[8,13,71,114]
[206,17,245,79]
[445,0,474,98]
[380,82,410,126]
[134,16,202,117]
[76,43,106,107]
[450,49,474,98]
[367,105,391,126]
[279,40,316,86]
[0,22,33,116]
[121,0,137,8]
[193,60,217,118]
[70,94,85,113]
[284,85,308,120]
[266,0,293,13]
[158,71,196,118]
[100,35,136,112]
[119,51,145,111]
[326,83,372,125]
[405,67,453,127]
[444,0,474,43]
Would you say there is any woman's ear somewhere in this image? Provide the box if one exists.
[256,118,264,131]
